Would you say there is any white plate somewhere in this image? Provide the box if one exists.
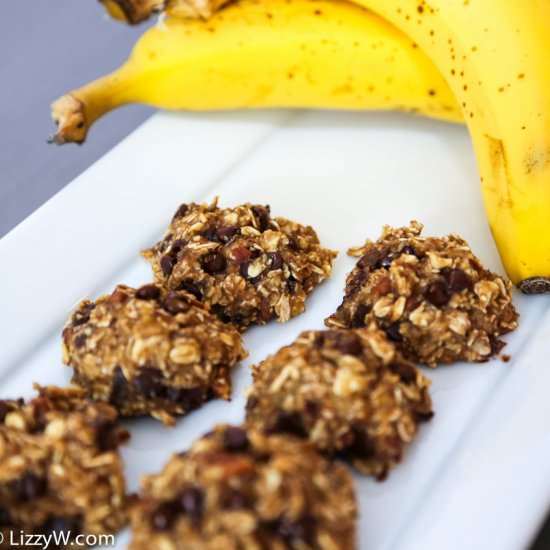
[2,110,550,550]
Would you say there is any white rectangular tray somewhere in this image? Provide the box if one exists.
[2,110,550,550]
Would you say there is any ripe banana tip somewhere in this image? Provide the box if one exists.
[49,95,87,145]
[517,277,550,295]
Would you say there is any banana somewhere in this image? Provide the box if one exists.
[334,0,550,292]
[52,0,461,145]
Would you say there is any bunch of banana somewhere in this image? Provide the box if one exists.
[52,0,550,293]
[51,0,461,145]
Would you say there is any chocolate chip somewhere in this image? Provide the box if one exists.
[201,225,220,243]
[385,323,403,342]
[94,419,119,452]
[351,304,370,328]
[401,244,418,256]
[303,400,320,424]
[151,502,179,531]
[18,472,47,500]
[333,332,362,356]
[170,239,188,255]
[110,366,129,406]
[31,398,50,433]
[405,294,422,312]
[163,295,189,315]
[389,362,417,384]
[74,334,87,348]
[135,284,161,300]
[172,203,189,221]
[178,280,203,300]
[221,488,249,510]
[443,268,472,292]
[267,252,283,270]
[377,254,394,269]
[239,262,253,280]
[251,205,271,232]
[179,487,204,525]
[210,305,245,325]
[357,249,381,270]
[425,280,450,307]
[415,410,435,422]
[223,427,249,452]
[0,401,9,423]
[271,411,307,437]
[348,427,376,459]
[217,225,240,243]
[72,303,95,326]
[133,367,165,399]
[276,516,315,544]
[490,336,506,355]
[286,276,297,294]
[158,233,173,253]
[288,237,300,251]
[160,254,177,277]
[346,270,368,297]
[200,251,227,274]
[166,387,204,410]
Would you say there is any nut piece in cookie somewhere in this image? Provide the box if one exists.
[0,385,128,545]
[142,198,337,330]
[326,222,519,366]
[129,424,357,549]
[62,284,248,425]
[245,328,433,480]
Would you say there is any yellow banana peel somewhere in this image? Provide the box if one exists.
[340,0,550,291]
[52,0,461,145]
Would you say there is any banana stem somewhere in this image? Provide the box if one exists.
[99,0,163,24]
[50,67,134,144]
[99,0,231,24]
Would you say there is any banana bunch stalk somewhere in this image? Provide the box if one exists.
[53,0,550,292]
[100,0,231,23]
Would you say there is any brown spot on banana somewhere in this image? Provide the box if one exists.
[486,134,513,191]
[524,147,550,175]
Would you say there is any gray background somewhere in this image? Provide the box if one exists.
[1,2,549,548]
[0,0,153,237]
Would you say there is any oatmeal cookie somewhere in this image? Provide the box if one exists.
[142,198,336,330]
[326,222,519,366]
[245,328,432,480]
[129,424,357,550]
[0,385,128,546]
[63,283,247,425]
